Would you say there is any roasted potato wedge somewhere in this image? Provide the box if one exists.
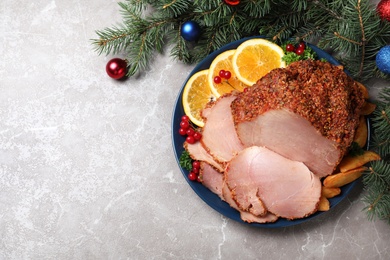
[323,166,367,188]
[321,186,341,198]
[353,116,368,148]
[318,196,330,211]
[360,101,376,115]
[339,151,381,172]
[356,81,369,99]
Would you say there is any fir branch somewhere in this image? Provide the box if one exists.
[311,0,343,20]
[118,1,145,23]
[126,32,149,76]
[122,0,151,14]
[370,91,390,156]
[169,22,193,63]
[333,32,362,47]
[163,0,179,10]
[356,0,366,79]
[364,162,390,192]
[363,85,390,224]
[378,87,390,107]
[363,161,390,224]
[242,0,272,17]
[91,0,390,80]
[161,0,193,17]
[296,24,323,42]
[92,26,134,55]
[92,0,390,81]
[371,133,390,158]
[377,108,390,156]
[194,0,232,27]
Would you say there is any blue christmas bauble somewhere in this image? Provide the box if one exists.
[376,45,390,74]
[181,21,201,42]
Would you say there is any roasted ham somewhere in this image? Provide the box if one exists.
[225,146,321,219]
[231,60,365,177]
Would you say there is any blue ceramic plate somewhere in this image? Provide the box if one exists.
[171,36,366,228]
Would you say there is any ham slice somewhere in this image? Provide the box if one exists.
[184,142,224,172]
[201,94,244,165]
[200,162,224,198]
[236,109,340,178]
[222,182,278,224]
[225,146,321,220]
[201,161,278,224]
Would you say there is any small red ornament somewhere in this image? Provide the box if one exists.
[223,0,240,6]
[106,58,127,79]
[377,0,390,22]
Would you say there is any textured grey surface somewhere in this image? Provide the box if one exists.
[1,0,389,259]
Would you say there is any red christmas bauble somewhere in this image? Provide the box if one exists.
[377,0,390,22]
[223,0,240,6]
[106,58,127,79]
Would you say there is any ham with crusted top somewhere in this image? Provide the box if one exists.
[231,60,365,177]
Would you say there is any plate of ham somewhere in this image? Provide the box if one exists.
[172,36,367,227]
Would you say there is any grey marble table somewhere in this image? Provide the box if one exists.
[1,0,389,259]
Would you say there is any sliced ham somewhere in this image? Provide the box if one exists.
[225,146,321,220]
[201,94,244,165]
[184,142,224,172]
[200,161,278,224]
[221,182,278,224]
[235,109,340,178]
[200,162,224,198]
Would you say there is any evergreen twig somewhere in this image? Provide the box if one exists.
[91,0,390,81]
[362,86,390,224]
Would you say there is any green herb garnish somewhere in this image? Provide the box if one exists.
[179,150,193,171]
[281,42,317,65]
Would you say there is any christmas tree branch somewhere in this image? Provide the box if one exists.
[362,84,390,224]
[333,32,363,46]
[163,0,179,9]
[91,0,390,80]
[311,0,343,20]
[356,0,366,79]
[92,27,134,55]
[368,191,383,212]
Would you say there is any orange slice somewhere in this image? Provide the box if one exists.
[182,70,216,127]
[232,38,285,86]
[208,49,248,98]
